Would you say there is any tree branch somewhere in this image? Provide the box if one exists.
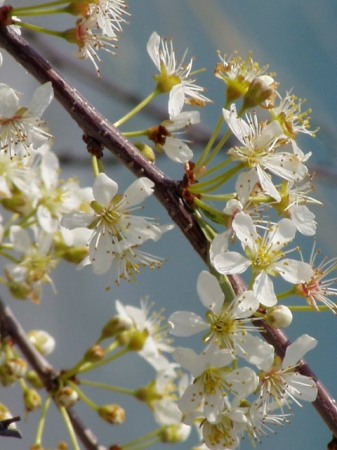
[0,26,337,439]
[0,298,107,450]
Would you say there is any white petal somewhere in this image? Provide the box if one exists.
[268,219,296,251]
[168,311,208,337]
[173,347,198,373]
[0,84,19,116]
[27,82,54,116]
[235,290,260,318]
[235,170,259,205]
[225,367,259,398]
[282,334,317,368]
[123,177,154,206]
[196,271,224,313]
[255,120,283,149]
[169,84,185,117]
[41,151,59,189]
[204,394,226,423]
[273,259,313,284]
[146,31,161,69]
[286,374,318,401]
[209,231,230,265]
[253,272,277,307]
[178,383,203,414]
[223,105,251,146]
[238,334,274,370]
[263,152,308,182]
[9,226,31,252]
[164,137,193,163]
[232,212,258,252]
[213,251,251,275]
[166,111,200,129]
[61,213,94,229]
[256,165,281,201]
[290,205,316,236]
[93,173,118,206]
[37,205,58,233]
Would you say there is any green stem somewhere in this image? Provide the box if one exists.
[197,193,235,202]
[34,396,52,446]
[14,8,68,17]
[122,129,149,138]
[12,20,66,39]
[288,305,330,312]
[14,0,72,13]
[91,155,101,177]
[67,380,98,411]
[189,163,242,194]
[77,347,130,375]
[196,156,232,180]
[193,197,226,226]
[203,128,232,166]
[59,406,81,450]
[277,289,295,301]
[113,89,160,128]
[195,112,225,169]
[80,379,136,397]
[122,428,161,450]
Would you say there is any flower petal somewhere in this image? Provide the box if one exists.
[196,271,224,313]
[168,311,208,337]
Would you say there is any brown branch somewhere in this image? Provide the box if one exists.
[0,298,107,450]
[0,25,337,439]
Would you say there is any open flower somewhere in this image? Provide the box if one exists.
[256,334,318,412]
[223,104,308,201]
[62,173,169,275]
[212,212,313,307]
[168,271,260,353]
[147,32,210,116]
[149,111,200,163]
[0,82,53,158]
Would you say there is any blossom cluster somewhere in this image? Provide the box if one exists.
[0,65,172,300]
[155,48,336,448]
[0,9,335,450]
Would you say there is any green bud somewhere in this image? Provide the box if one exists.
[97,404,125,425]
[134,143,155,163]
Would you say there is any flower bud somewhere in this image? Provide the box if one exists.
[97,404,125,425]
[5,357,27,379]
[84,345,105,362]
[134,143,155,163]
[26,370,44,389]
[28,330,56,356]
[266,305,293,328]
[159,424,191,443]
[55,387,79,408]
[100,315,133,340]
[24,388,42,412]
[243,75,276,109]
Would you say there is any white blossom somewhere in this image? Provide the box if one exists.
[62,173,170,276]
[212,212,313,307]
[0,82,53,158]
[147,32,210,116]
[223,104,308,201]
